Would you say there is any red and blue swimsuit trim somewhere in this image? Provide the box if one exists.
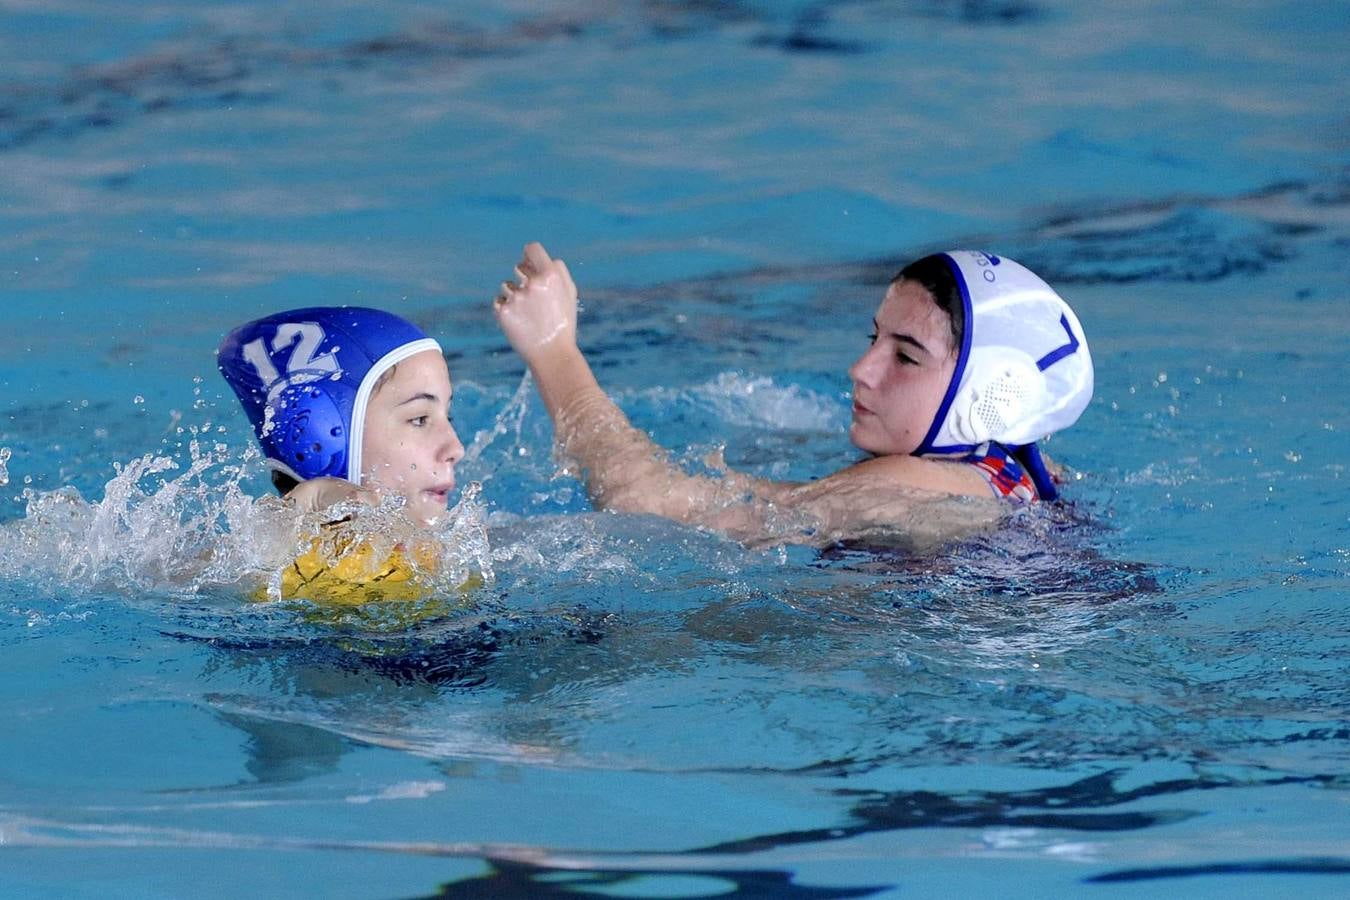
[966,442,1043,503]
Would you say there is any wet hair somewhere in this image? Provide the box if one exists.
[270,362,401,496]
[893,254,964,353]
[371,362,398,395]
[272,470,299,496]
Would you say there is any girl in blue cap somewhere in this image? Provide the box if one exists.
[494,243,1093,549]
[218,307,467,601]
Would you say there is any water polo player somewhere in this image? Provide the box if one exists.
[494,243,1093,548]
[219,307,468,602]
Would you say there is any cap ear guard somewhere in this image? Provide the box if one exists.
[948,347,1046,446]
[265,382,351,481]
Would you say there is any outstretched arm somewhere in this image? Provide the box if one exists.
[492,244,731,517]
[493,243,999,548]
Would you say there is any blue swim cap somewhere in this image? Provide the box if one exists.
[218,307,441,485]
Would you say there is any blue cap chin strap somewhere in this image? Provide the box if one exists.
[1012,443,1060,502]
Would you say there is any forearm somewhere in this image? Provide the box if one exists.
[521,345,996,548]
[521,341,870,542]
[523,340,702,513]
[493,243,711,519]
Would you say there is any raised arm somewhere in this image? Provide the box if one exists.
[493,243,999,548]
[492,243,741,521]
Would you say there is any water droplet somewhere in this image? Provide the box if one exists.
[133,395,145,405]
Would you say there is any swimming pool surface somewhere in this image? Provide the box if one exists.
[2,2,1347,897]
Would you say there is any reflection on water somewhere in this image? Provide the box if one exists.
[693,769,1345,853]
[422,860,891,899]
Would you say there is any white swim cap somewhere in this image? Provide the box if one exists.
[915,251,1093,456]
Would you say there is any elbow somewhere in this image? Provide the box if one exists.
[589,474,705,525]
[591,480,665,518]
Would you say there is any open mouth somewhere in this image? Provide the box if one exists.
[423,484,454,504]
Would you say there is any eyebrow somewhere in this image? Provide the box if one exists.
[874,319,932,356]
[395,392,446,407]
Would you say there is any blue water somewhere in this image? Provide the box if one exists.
[2,2,1348,897]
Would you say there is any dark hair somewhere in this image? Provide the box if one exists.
[271,469,299,496]
[894,254,964,352]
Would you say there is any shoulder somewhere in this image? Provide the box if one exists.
[758,454,1001,550]
[285,477,377,517]
[827,453,994,499]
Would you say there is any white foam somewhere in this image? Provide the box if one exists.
[0,442,493,601]
[345,780,446,804]
[642,372,846,432]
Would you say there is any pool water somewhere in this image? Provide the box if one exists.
[2,2,1348,897]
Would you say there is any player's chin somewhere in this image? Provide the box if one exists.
[414,487,453,523]
[848,420,882,454]
[848,421,906,457]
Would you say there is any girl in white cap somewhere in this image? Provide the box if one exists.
[494,243,1093,548]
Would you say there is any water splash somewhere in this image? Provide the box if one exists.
[462,371,535,471]
[0,440,492,602]
[685,373,846,432]
[0,446,10,487]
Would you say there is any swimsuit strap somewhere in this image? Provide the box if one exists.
[965,442,1040,503]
